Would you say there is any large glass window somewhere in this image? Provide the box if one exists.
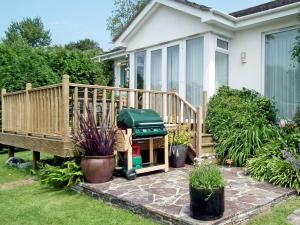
[151,49,162,91]
[120,65,128,88]
[186,37,204,106]
[265,29,300,119]
[135,51,146,89]
[167,45,179,92]
[215,51,229,89]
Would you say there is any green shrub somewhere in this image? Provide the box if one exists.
[38,160,83,188]
[189,164,224,190]
[247,126,300,193]
[293,106,300,126]
[169,125,191,146]
[206,86,278,166]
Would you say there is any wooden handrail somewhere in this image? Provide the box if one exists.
[1,76,209,156]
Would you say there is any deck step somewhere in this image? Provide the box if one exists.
[202,134,213,144]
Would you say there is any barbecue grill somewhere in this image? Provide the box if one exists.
[116,108,169,179]
[117,108,168,138]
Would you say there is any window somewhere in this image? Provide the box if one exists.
[120,65,128,88]
[186,37,204,106]
[135,51,146,89]
[167,45,179,92]
[217,39,228,50]
[215,52,229,89]
[265,29,300,119]
[151,49,162,91]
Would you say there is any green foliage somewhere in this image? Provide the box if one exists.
[293,105,300,126]
[0,42,113,92]
[189,163,224,190]
[0,41,59,92]
[38,160,83,188]
[65,38,102,53]
[169,126,191,146]
[107,0,149,38]
[2,17,51,47]
[292,15,300,63]
[46,47,111,85]
[247,126,300,193]
[206,86,278,166]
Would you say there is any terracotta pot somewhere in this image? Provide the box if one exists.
[81,155,115,183]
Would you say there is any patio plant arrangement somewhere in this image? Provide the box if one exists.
[74,108,117,183]
[189,163,225,220]
[169,126,191,168]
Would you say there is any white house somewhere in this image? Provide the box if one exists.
[98,0,300,119]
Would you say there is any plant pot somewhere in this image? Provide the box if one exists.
[189,186,224,220]
[81,155,115,183]
[169,145,187,168]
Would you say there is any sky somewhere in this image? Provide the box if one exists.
[0,0,270,51]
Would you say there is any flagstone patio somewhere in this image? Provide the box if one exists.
[73,166,295,225]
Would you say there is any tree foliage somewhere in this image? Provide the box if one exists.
[106,0,149,38]
[0,41,59,92]
[0,42,113,92]
[2,17,51,47]
[65,38,102,53]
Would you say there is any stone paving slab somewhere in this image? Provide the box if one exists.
[288,208,300,225]
[72,166,295,225]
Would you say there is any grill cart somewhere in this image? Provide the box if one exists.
[117,108,169,179]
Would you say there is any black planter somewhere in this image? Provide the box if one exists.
[189,186,224,220]
[169,145,187,168]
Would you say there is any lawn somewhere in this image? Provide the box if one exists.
[0,151,156,225]
[247,197,300,225]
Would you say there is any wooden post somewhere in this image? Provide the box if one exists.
[32,151,40,170]
[202,91,208,133]
[8,146,14,158]
[196,107,202,157]
[1,89,6,133]
[62,75,70,142]
[25,83,32,134]
[164,134,169,172]
[149,139,154,164]
[127,129,133,170]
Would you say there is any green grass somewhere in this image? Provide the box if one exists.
[248,197,300,225]
[0,151,157,225]
[0,150,34,184]
[0,184,156,225]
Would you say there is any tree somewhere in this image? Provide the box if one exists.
[292,15,300,63]
[2,17,51,47]
[107,0,149,38]
[65,38,103,53]
[0,41,59,92]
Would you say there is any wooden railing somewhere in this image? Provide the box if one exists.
[1,75,208,156]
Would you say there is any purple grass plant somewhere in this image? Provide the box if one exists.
[73,107,117,156]
[280,149,300,171]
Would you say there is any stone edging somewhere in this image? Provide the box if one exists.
[70,183,296,225]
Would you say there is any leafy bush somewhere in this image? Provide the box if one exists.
[0,42,113,92]
[206,87,278,166]
[169,126,191,146]
[189,163,224,190]
[293,106,300,126]
[247,125,300,193]
[38,160,83,188]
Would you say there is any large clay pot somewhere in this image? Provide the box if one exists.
[190,186,224,220]
[81,155,115,183]
[169,145,187,168]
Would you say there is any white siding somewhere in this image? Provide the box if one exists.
[230,16,299,94]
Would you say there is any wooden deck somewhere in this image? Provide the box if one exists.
[0,75,210,159]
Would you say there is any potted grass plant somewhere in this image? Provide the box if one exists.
[73,108,117,183]
[189,163,225,220]
[169,126,191,168]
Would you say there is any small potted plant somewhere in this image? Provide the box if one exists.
[169,126,191,168]
[73,108,117,183]
[189,163,225,220]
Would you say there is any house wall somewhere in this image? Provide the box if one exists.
[124,5,232,52]
[229,15,299,94]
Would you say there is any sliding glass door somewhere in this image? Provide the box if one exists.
[151,49,162,91]
[186,37,204,106]
[167,45,179,92]
[135,51,146,89]
[265,29,300,119]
